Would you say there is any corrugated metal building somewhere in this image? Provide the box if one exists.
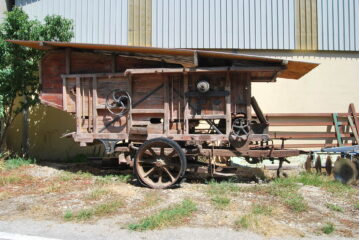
[6,0,359,160]
[14,0,359,51]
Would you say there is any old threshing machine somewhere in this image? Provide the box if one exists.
[8,40,337,188]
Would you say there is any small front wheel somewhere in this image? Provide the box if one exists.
[134,138,186,189]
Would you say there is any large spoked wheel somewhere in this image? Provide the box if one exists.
[134,138,187,189]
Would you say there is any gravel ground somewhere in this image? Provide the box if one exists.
[0,219,357,240]
[1,163,358,239]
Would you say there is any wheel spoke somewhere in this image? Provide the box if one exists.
[148,147,157,157]
[144,149,155,157]
[163,166,176,182]
[157,173,163,184]
[143,167,155,178]
[167,150,177,158]
[160,147,165,157]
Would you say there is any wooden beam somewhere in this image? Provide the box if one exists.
[183,73,189,134]
[92,77,98,133]
[62,77,67,111]
[225,71,231,135]
[164,75,169,135]
[76,77,81,134]
[128,74,133,133]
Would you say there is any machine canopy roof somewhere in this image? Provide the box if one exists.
[8,40,318,80]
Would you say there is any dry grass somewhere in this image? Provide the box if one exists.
[128,199,197,231]
[64,200,125,221]
[86,188,110,200]
[0,174,22,186]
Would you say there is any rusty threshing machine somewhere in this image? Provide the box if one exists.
[10,40,359,188]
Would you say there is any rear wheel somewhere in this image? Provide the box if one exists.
[134,138,187,189]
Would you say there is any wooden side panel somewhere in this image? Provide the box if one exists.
[187,73,226,116]
[70,52,112,73]
[231,72,249,115]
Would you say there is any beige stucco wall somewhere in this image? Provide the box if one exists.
[248,51,359,113]
[5,51,359,160]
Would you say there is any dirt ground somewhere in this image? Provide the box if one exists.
[0,161,358,239]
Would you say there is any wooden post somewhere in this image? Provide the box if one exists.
[225,71,231,135]
[62,77,67,111]
[183,73,189,134]
[92,77,98,133]
[76,77,81,133]
[246,75,252,122]
[164,76,169,135]
[127,74,133,132]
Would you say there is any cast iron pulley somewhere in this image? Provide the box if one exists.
[134,138,187,189]
[105,89,131,117]
[231,117,250,137]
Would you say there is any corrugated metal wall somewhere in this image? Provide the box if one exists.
[317,0,359,51]
[295,0,318,50]
[15,0,128,45]
[128,0,152,46]
[152,0,296,49]
[15,0,359,51]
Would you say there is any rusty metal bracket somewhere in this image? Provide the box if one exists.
[98,139,118,154]
[332,113,343,146]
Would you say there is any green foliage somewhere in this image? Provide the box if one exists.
[207,179,241,196]
[4,157,34,170]
[211,196,230,209]
[95,174,132,184]
[354,203,359,210]
[65,200,124,221]
[268,178,308,212]
[251,204,273,216]
[0,7,73,149]
[326,203,343,212]
[0,175,21,186]
[63,210,73,221]
[128,199,197,231]
[322,223,335,234]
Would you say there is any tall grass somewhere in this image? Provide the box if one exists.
[3,157,35,170]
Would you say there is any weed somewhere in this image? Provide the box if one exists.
[0,175,21,186]
[251,204,272,216]
[128,199,197,231]
[322,222,335,234]
[93,200,124,216]
[284,195,307,212]
[76,209,93,221]
[87,188,109,200]
[59,171,93,181]
[290,173,355,195]
[235,215,250,229]
[268,179,308,212]
[65,200,124,221]
[354,203,359,210]
[95,174,132,184]
[211,196,230,209]
[207,179,241,196]
[326,203,343,212]
[44,183,62,193]
[63,210,73,220]
[4,157,34,170]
